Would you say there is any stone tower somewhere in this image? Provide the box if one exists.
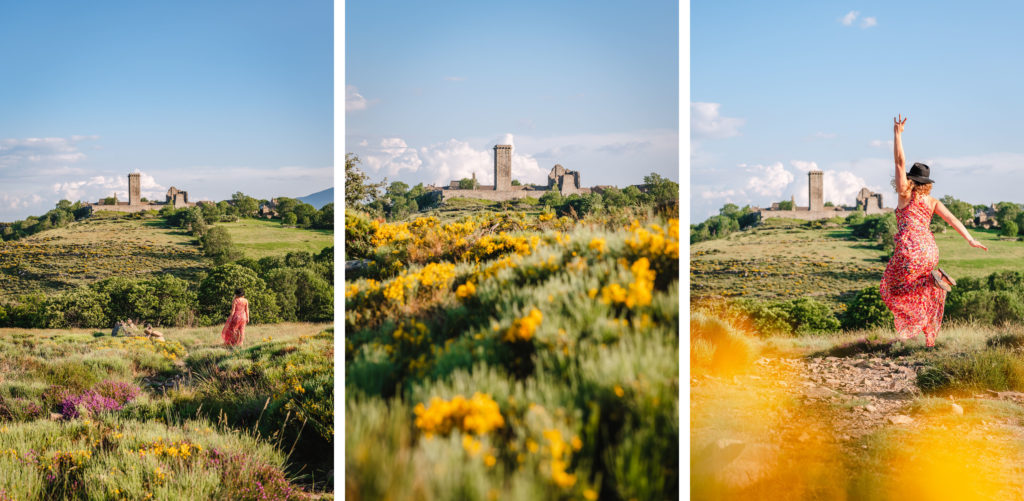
[808,170,824,211]
[128,173,141,206]
[493,145,512,191]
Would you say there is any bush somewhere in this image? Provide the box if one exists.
[197,264,280,325]
[842,286,894,330]
[345,212,375,260]
[782,297,840,334]
[946,290,1024,325]
[201,226,241,265]
[44,288,108,328]
[539,190,563,208]
[732,299,792,336]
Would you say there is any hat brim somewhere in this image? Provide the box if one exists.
[907,175,934,184]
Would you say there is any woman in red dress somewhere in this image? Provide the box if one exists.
[221,288,250,347]
[881,115,987,347]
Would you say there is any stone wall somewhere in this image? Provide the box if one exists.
[758,207,892,221]
[437,189,542,202]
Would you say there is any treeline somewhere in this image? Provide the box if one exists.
[346,153,680,220]
[690,204,761,243]
[0,200,93,241]
[0,248,333,329]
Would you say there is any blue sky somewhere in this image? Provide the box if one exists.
[0,0,332,221]
[346,1,678,189]
[692,1,1024,220]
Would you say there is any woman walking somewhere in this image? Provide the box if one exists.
[881,115,987,347]
[221,288,250,347]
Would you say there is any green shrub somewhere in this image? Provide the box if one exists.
[732,299,792,336]
[200,226,241,265]
[842,286,894,330]
[946,290,1024,325]
[782,297,840,334]
[44,287,108,328]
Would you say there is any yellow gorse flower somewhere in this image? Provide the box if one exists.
[504,308,543,342]
[413,392,505,438]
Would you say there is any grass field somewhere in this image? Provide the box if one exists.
[0,321,333,498]
[214,219,333,259]
[691,219,1018,308]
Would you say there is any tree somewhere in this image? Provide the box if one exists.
[197,264,280,325]
[539,189,563,208]
[511,179,521,186]
[458,178,477,190]
[995,202,1021,228]
[282,213,298,226]
[1001,220,1019,238]
[201,226,241,265]
[719,203,741,220]
[345,153,385,209]
[601,187,628,208]
[777,200,794,210]
[232,192,259,218]
[940,196,975,225]
[643,173,679,205]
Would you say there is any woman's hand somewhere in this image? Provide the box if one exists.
[969,238,988,251]
[894,114,907,135]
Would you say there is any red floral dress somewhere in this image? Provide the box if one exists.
[221,297,249,346]
[880,192,945,346]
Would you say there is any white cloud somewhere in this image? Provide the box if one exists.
[362,138,423,176]
[841,10,859,25]
[359,139,368,147]
[418,139,492,184]
[444,76,466,82]
[701,189,737,200]
[346,85,369,112]
[790,160,819,172]
[869,139,894,148]
[744,162,794,197]
[691,102,745,140]
[812,131,837,139]
[861,17,877,28]
[0,136,97,169]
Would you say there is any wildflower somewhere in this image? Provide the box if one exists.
[456,281,476,299]
[584,489,599,500]
[503,308,543,342]
[614,385,625,397]
[484,454,497,467]
[588,237,606,253]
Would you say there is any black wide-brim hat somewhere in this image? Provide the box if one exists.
[907,162,934,184]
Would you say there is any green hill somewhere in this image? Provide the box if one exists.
[691,219,1018,308]
[0,212,333,299]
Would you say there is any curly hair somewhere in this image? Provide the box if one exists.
[891,177,933,198]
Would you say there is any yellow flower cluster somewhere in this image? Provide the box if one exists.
[588,237,607,254]
[469,233,540,261]
[538,211,555,222]
[345,283,359,299]
[625,218,679,259]
[135,439,201,459]
[600,258,656,308]
[455,281,476,299]
[370,220,413,247]
[381,262,457,304]
[413,392,505,438]
[543,429,576,488]
[503,308,543,342]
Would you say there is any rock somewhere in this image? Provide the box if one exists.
[803,386,837,399]
[49,412,63,421]
[865,404,878,413]
[951,403,964,415]
[889,415,913,425]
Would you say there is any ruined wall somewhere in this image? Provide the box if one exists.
[438,189,542,202]
[808,171,823,212]
[759,207,892,221]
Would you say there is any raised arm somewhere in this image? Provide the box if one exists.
[934,200,988,250]
[894,115,909,195]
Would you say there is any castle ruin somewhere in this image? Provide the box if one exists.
[430,144,603,202]
[757,170,891,221]
[87,173,201,213]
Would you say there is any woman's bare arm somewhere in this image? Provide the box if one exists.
[934,200,988,250]
[894,115,908,195]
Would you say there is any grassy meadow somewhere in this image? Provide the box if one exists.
[216,218,334,259]
[691,215,1024,500]
[0,209,335,498]
[345,207,679,500]
[0,322,332,499]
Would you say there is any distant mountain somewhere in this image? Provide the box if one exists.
[297,187,333,209]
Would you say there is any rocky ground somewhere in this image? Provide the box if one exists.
[691,350,1024,498]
